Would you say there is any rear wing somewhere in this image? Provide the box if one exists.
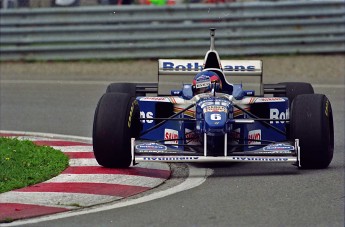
[158,59,262,76]
[158,59,263,95]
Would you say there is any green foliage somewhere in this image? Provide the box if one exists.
[0,137,69,193]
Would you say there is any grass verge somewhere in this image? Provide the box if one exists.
[0,137,69,193]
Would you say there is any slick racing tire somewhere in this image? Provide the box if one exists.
[276,82,314,107]
[290,94,334,169]
[93,92,140,168]
[106,83,138,97]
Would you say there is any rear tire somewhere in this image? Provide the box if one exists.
[276,82,314,107]
[290,94,334,169]
[106,83,138,96]
[93,92,140,168]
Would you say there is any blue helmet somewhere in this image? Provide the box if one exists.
[192,71,222,95]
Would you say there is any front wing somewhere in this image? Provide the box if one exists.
[131,136,301,167]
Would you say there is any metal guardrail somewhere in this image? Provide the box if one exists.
[0,0,344,61]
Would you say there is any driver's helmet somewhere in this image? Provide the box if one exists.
[192,71,222,95]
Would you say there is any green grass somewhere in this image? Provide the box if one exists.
[0,137,69,193]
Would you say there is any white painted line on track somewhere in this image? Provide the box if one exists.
[1,165,213,227]
[52,146,93,152]
[68,158,98,166]
[10,136,62,141]
[47,174,167,188]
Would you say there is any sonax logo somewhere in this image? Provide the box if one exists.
[248,129,261,147]
[164,129,179,144]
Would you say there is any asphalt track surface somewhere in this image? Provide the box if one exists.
[0,56,344,226]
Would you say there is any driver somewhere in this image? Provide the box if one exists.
[192,70,222,95]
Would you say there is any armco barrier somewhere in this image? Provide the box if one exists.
[0,0,344,61]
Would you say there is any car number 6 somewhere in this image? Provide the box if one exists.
[211,113,221,121]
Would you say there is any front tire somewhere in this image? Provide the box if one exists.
[93,92,140,168]
[290,94,334,169]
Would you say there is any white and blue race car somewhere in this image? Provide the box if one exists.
[92,29,334,169]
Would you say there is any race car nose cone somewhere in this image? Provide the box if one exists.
[204,111,227,134]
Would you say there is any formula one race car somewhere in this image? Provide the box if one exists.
[92,29,334,169]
